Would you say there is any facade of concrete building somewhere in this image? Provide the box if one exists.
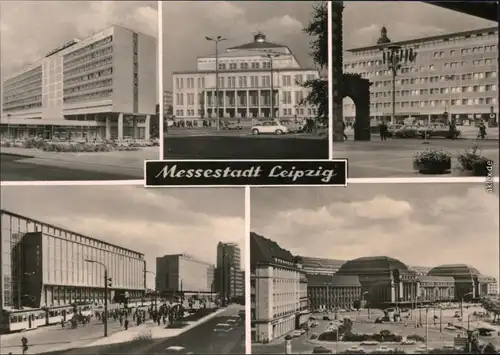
[1,26,157,141]
[299,256,346,276]
[485,277,499,295]
[342,26,498,124]
[172,32,319,125]
[0,210,146,311]
[250,233,308,343]
[156,254,215,296]
[416,275,455,302]
[428,264,495,300]
[307,274,362,311]
[216,242,244,300]
[163,90,173,117]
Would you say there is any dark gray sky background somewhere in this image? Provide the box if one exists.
[1,186,245,289]
[251,184,499,279]
[161,1,495,89]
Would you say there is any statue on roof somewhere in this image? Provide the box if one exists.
[377,26,391,45]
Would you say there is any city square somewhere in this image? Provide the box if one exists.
[0,186,246,354]
[162,1,329,159]
[250,183,499,353]
[332,1,498,177]
[0,1,160,181]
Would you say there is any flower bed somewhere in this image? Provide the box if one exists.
[413,149,452,175]
[457,145,493,177]
[1,138,141,153]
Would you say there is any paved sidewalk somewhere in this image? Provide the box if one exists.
[1,147,158,178]
[83,307,228,347]
[346,126,499,140]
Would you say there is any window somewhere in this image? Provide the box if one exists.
[218,63,226,70]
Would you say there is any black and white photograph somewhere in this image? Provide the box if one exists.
[0,1,159,181]
[331,2,499,177]
[162,1,329,159]
[0,186,246,354]
[250,184,499,354]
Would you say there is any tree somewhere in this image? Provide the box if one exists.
[302,1,328,127]
[481,296,500,322]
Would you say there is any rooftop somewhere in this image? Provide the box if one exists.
[337,256,410,275]
[227,32,288,52]
[307,274,361,288]
[428,264,482,278]
[250,232,296,267]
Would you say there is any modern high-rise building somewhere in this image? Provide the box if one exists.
[250,233,308,343]
[0,210,146,311]
[172,32,319,125]
[163,90,173,117]
[1,25,157,141]
[155,254,215,297]
[216,242,244,301]
[342,26,498,124]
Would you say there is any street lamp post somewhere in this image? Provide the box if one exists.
[84,259,109,337]
[205,36,227,131]
[461,291,474,320]
[361,291,369,318]
[382,45,417,124]
[144,270,157,311]
[262,54,280,120]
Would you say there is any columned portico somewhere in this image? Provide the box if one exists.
[118,113,124,141]
[145,115,150,140]
[105,116,111,140]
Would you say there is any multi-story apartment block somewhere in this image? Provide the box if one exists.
[343,26,498,124]
[1,26,157,141]
[172,32,319,125]
[250,232,308,343]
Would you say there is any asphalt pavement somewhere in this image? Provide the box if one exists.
[1,154,139,181]
[333,138,499,178]
[132,308,245,354]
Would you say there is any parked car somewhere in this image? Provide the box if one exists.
[361,340,380,346]
[165,346,194,354]
[346,345,365,353]
[222,121,243,130]
[251,121,289,135]
[400,339,416,345]
[312,346,333,354]
[417,124,461,139]
[386,124,403,137]
[394,124,419,138]
[280,119,303,133]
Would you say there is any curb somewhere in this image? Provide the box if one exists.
[0,152,35,158]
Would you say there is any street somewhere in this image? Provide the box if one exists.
[163,134,328,159]
[41,306,245,355]
[252,307,500,354]
[333,138,499,177]
[1,154,137,181]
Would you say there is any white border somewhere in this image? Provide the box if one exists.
[244,186,251,355]
[143,159,348,187]
[348,177,500,184]
[0,180,144,187]
[327,1,333,160]
[158,0,165,160]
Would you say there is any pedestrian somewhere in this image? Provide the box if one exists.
[124,318,129,330]
[478,121,487,139]
[21,336,28,355]
[379,120,387,141]
[342,120,348,140]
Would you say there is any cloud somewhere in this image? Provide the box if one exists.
[1,1,158,76]
[1,185,245,288]
[252,185,499,280]
[162,1,313,89]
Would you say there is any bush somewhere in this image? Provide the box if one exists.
[414,149,452,166]
[132,330,152,341]
[457,145,492,175]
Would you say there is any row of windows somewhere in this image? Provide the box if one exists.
[64,35,113,62]
[64,45,113,73]
[369,72,497,88]
[217,60,272,71]
[175,74,315,90]
[64,67,113,88]
[4,75,42,94]
[2,102,42,112]
[349,30,498,58]
[359,64,497,80]
[63,78,113,96]
[64,49,113,78]
[3,95,42,108]
[345,97,498,110]
[373,84,498,98]
[4,66,42,87]
[63,88,112,104]
[3,88,42,103]
[432,44,497,59]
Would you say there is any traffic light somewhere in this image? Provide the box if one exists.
[107,278,112,287]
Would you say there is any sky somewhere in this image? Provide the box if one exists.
[161,1,496,89]
[251,184,499,280]
[1,186,245,289]
[0,1,158,78]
